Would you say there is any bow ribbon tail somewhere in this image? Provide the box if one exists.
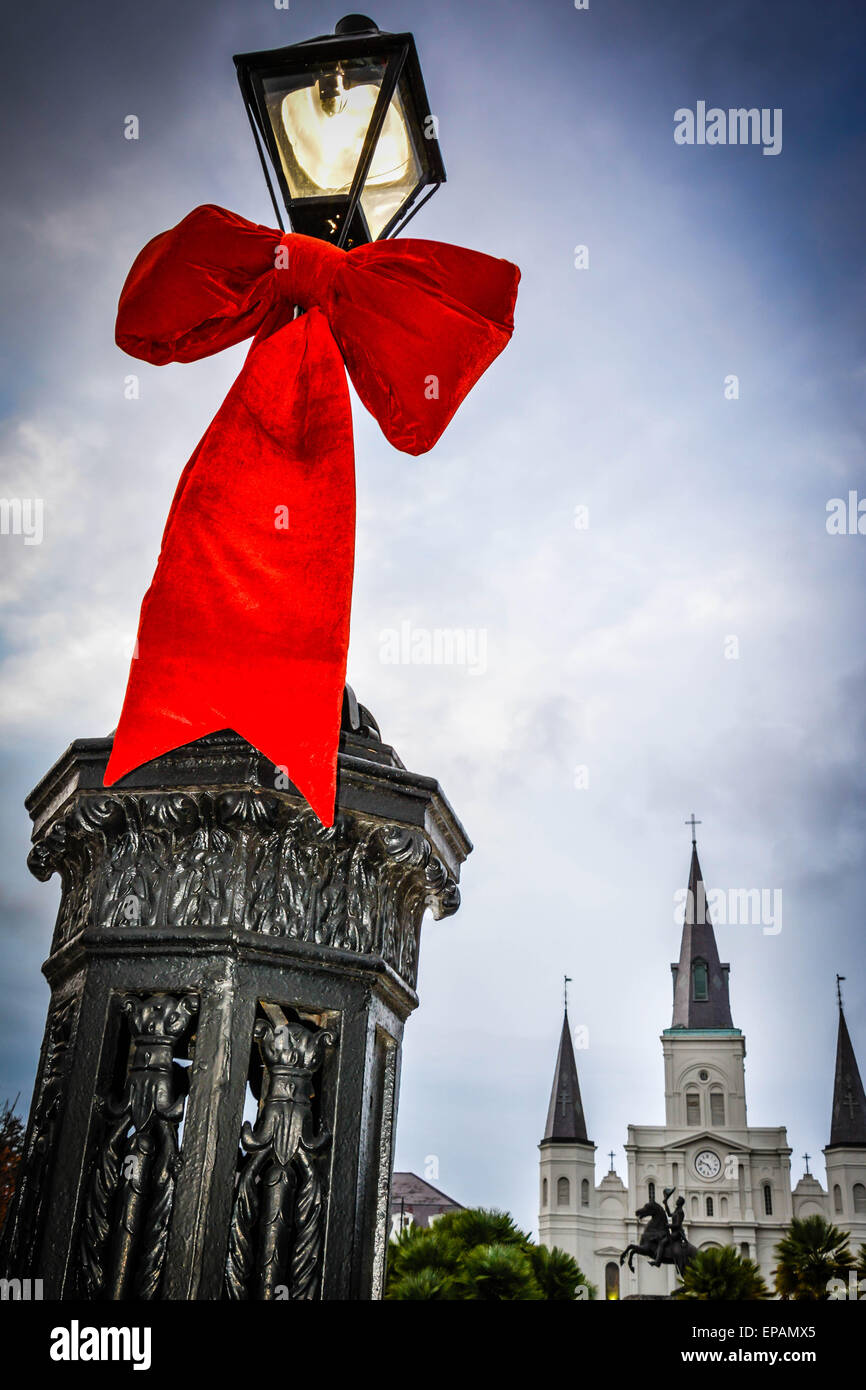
[104,308,355,828]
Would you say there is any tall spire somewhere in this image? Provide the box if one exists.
[543,1006,590,1143]
[670,834,734,1029]
[828,987,866,1149]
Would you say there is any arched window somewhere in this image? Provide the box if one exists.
[763,1184,773,1216]
[671,1162,679,1188]
[542,1178,548,1207]
[833,1184,843,1214]
[605,1262,620,1300]
[557,1176,570,1206]
[740,1241,750,1258]
[706,1196,714,1217]
[686,1090,701,1125]
[709,1090,725,1126]
[692,959,709,1001]
[691,1195,699,1217]
[854,1183,866,1214]
[581,1178,590,1207]
[720,1196,728,1219]
[648,1181,656,1203]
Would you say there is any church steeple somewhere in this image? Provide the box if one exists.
[828,981,866,1149]
[670,828,734,1030]
[543,1007,590,1143]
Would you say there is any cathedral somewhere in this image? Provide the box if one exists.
[538,834,866,1298]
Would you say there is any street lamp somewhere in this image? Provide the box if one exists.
[0,13,470,1307]
[235,13,446,247]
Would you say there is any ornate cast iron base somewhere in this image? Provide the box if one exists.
[0,699,469,1300]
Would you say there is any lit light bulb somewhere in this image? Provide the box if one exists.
[317,69,347,119]
[281,81,412,194]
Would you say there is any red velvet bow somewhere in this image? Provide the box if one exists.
[104,204,519,824]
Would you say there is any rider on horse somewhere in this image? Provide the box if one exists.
[649,1189,686,1266]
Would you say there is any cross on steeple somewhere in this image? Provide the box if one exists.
[671,827,734,1030]
[802,1152,811,1175]
[563,974,572,1013]
[608,1150,615,1172]
[542,1000,589,1144]
[558,1080,571,1118]
[829,985,866,1147]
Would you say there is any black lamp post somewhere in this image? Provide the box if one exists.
[0,15,468,1303]
[235,14,445,247]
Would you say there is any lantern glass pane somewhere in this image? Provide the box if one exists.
[263,58,421,231]
[359,84,423,238]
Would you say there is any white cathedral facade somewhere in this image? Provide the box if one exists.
[538,837,866,1298]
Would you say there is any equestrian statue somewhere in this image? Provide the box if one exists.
[619,1187,697,1277]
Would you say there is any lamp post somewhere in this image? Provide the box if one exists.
[0,15,468,1304]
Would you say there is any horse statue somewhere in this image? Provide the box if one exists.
[619,1188,697,1277]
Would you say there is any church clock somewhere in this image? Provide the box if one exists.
[694,1149,721,1179]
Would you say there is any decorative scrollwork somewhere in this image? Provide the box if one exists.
[0,993,79,1276]
[28,789,459,988]
[225,1010,336,1301]
[77,992,198,1300]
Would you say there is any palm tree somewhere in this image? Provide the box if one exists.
[674,1246,769,1300]
[452,1242,542,1300]
[385,1206,595,1300]
[773,1215,854,1300]
[384,1266,451,1300]
[441,1206,528,1250]
[529,1242,595,1300]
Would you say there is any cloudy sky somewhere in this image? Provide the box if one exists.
[1,0,865,1238]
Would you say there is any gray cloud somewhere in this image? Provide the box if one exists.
[1,0,865,1236]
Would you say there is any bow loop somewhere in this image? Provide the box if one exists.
[105,204,519,824]
[115,205,284,366]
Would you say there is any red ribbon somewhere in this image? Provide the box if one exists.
[104,205,519,824]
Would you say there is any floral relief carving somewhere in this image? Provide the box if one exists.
[28,790,459,988]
